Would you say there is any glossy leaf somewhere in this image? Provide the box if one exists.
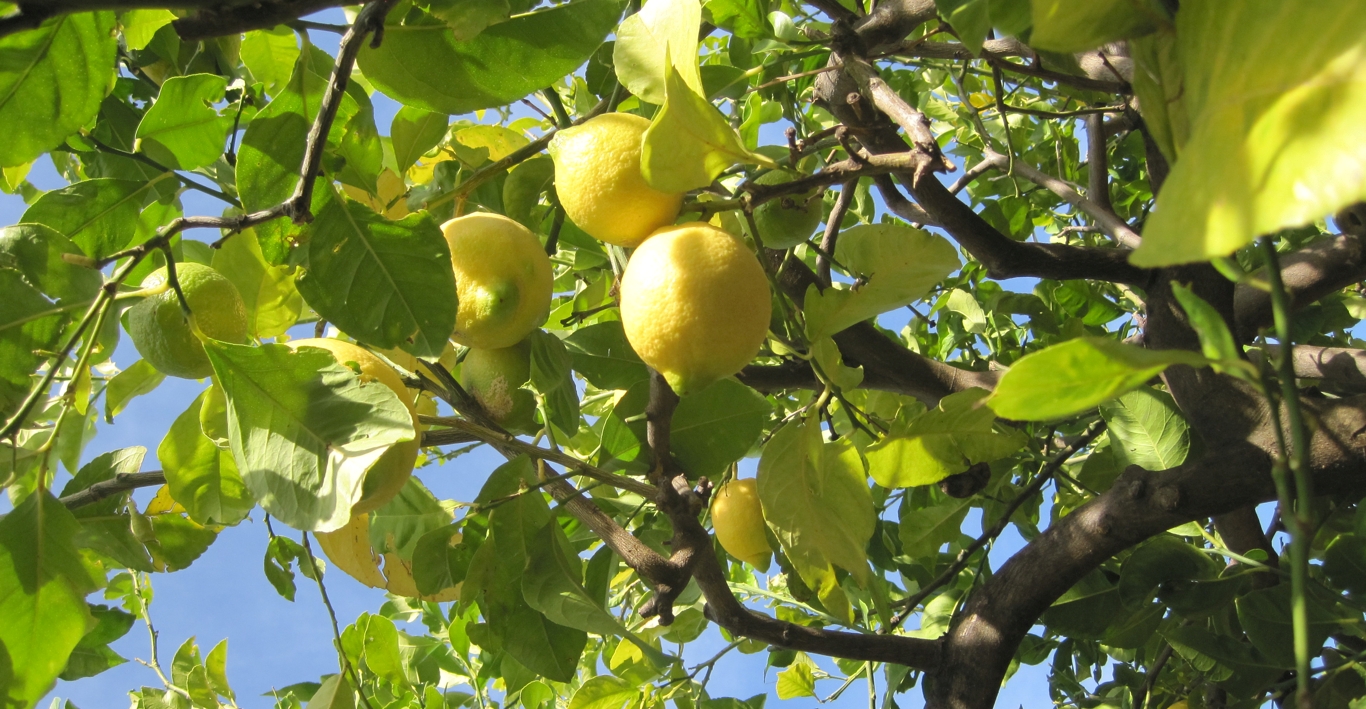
[205,341,416,532]
[159,389,254,526]
[0,12,117,167]
[671,378,771,478]
[135,73,232,170]
[867,388,1025,488]
[569,675,640,709]
[1099,387,1189,472]
[988,337,1208,421]
[0,269,68,421]
[295,190,456,357]
[211,228,304,340]
[803,224,960,340]
[1132,0,1366,266]
[240,27,300,97]
[564,321,650,390]
[758,419,875,585]
[356,0,622,114]
[1029,0,1165,53]
[390,106,448,175]
[612,0,704,104]
[0,223,102,303]
[21,177,171,260]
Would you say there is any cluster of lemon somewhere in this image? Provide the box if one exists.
[124,111,788,592]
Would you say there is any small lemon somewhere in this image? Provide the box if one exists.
[460,341,538,432]
[317,513,462,602]
[441,213,554,349]
[290,338,419,514]
[548,113,684,247]
[752,169,825,249]
[127,263,250,379]
[711,479,771,569]
[620,222,771,395]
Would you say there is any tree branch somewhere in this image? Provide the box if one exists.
[59,471,166,509]
[1250,344,1366,395]
[174,0,351,40]
[977,151,1141,248]
[1233,233,1366,341]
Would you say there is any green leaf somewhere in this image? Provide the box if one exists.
[204,340,416,532]
[360,615,408,687]
[205,639,234,702]
[1098,387,1189,472]
[295,190,456,357]
[527,329,580,434]
[368,477,453,560]
[390,106,448,176]
[1040,573,1122,640]
[612,0,704,105]
[356,0,622,114]
[0,223,102,303]
[704,0,769,39]
[641,59,775,193]
[135,73,232,170]
[0,12,117,167]
[0,492,98,708]
[1170,282,1242,366]
[569,675,640,709]
[105,359,165,423]
[1236,584,1342,669]
[159,389,254,526]
[240,27,300,97]
[61,604,134,680]
[596,379,651,473]
[21,177,171,260]
[421,0,512,39]
[802,224,960,340]
[867,388,1025,488]
[0,269,69,421]
[146,513,218,571]
[263,535,307,601]
[210,228,304,340]
[503,155,555,230]
[775,654,817,699]
[1029,0,1166,53]
[897,496,970,558]
[758,419,876,585]
[671,378,771,478]
[1117,534,1219,607]
[987,337,1208,421]
[306,674,356,709]
[335,103,384,194]
[1324,533,1366,595]
[121,10,176,50]
[411,523,475,595]
[60,446,146,518]
[934,0,991,54]
[564,321,650,390]
[1131,0,1366,266]
[1129,30,1187,164]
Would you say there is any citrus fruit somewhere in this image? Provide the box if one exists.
[342,169,410,220]
[711,478,771,569]
[460,341,538,432]
[548,113,684,247]
[317,513,462,602]
[441,213,554,349]
[289,338,419,514]
[127,262,250,379]
[752,169,824,249]
[620,222,772,395]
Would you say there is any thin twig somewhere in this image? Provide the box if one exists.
[1132,644,1174,709]
[59,471,166,509]
[300,532,377,709]
[818,179,857,286]
[886,420,1106,629]
[85,135,242,207]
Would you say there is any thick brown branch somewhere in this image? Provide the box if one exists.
[59,471,166,509]
[175,0,350,40]
[1085,113,1114,215]
[1251,344,1366,395]
[1233,233,1366,341]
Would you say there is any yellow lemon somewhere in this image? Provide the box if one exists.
[460,341,539,432]
[342,169,410,220]
[441,213,553,349]
[548,113,684,247]
[711,479,771,569]
[127,263,250,379]
[289,338,419,514]
[620,222,771,395]
[316,513,462,602]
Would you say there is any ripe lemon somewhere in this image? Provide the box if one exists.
[712,478,771,569]
[460,341,538,432]
[548,113,684,247]
[442,213,553,349]
[620,222,772,395]
[289,338,419,514]
[752,169,824,249]
[317,513,462,602]
[127,263,250,379]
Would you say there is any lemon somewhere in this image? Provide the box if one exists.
[342,169,410,220]
[752,169,824,249]
[127,263,250,379]
[317,513,462,602]
[620,222,772,395]
[711,479,771,569]
[460,341,538,432]
[289,338,419,514]
[442,213,554,349]
[548,113,684,247]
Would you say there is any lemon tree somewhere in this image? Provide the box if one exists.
[5,2,1366,709]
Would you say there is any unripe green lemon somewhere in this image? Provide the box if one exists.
[711,479,771,569]
[548,113,684,247]
[441,213,554,349]
[620,222,772,395]
[289,338,419,514]
[127,263,250,379]
[752,169,824,249]
[460,340,538,432]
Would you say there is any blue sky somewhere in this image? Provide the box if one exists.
[0,12,1079,707]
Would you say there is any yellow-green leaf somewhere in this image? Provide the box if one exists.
[612,0,703,104]
[867,388,1025,488]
